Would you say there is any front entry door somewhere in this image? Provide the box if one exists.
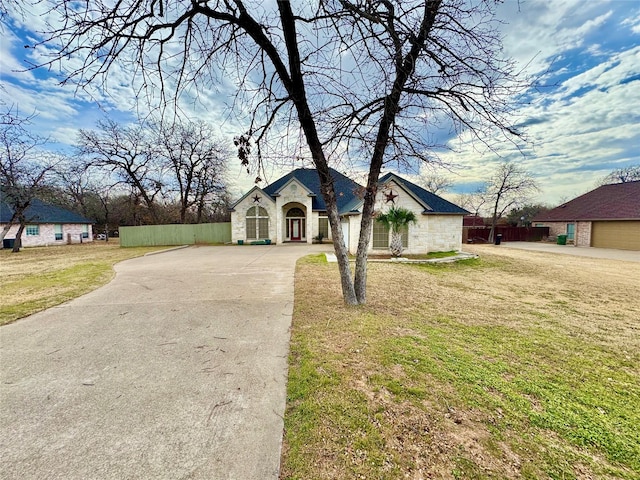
[291,219,301,241]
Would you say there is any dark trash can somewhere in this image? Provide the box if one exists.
[237,240,244,245]
[3,238,15,249]
[557,234,567,245]
[494,233,502,245]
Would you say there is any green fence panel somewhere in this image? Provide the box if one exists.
[119,223,231,247]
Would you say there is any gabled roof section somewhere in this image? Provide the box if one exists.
[262,168,363,213]
[229,185,275,211]
[0,196,92,224]
[378,172,470,215]
[534,181,640,221]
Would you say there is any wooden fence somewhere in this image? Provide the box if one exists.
[119,223,231,247]
[464,226,550,243]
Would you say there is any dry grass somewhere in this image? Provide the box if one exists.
[282,245,640,479]
[0,240,165,325]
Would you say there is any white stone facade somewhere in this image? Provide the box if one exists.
[1,223,93,247]
[230,178,463,254]
[230,180,315,244]
[346,180,464,254]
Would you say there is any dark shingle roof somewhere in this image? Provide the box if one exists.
[378,172,470,214]
[534,181,640,221]
[262,168,363,213]
[0,196,92,224]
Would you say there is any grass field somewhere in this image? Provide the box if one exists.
[281,245,640,479]
[0,241,165,325]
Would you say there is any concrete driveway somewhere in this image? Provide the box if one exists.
[496,241,640,262]
[0,244,330,480]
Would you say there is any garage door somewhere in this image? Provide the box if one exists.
[591,221,640,250]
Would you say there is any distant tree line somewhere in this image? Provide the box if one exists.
[1,108,231,251]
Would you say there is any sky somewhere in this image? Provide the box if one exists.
[1,0,639,208]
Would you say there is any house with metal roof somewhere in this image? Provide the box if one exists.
[229,168,469,254]
[533,181,640,251]
[1,196,94,248]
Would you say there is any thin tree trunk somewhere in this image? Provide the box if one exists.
[0,222,13,242]
[0,211,18,242]
[353,1,441,304]
[12,222,25,253]
[489,198,500,243]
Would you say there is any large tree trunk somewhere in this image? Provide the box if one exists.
[353,1,441,304]
[277,0,357,304]
[12,222,25,253]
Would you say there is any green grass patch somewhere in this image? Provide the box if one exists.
[0,242,164,325]
[282,251,640,479]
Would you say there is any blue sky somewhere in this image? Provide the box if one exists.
[1,0,639,208]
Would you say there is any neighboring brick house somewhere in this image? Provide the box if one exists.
[533,181,640,251]
[230,168,469,254]
[1,197,94,248]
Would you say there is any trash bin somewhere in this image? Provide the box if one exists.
[237,240,244,245]
[557,234,567,245]
[494,233,502,245]
[3,238,15,249]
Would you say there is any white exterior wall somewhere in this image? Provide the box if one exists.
[310,211,320,239]
[423,215,464,253]
[1,223,93,247]
[344,180,464,254]
[376,181,462,254]
[275,180,314,244]
[230,181,315,244]
[230,187,277,243]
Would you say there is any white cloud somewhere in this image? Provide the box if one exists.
[439,41,640,206]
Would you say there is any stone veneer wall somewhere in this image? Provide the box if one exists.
[274,180,313,244]
[231,180,315,244]
[575,221,592,247]
[230,189,277,243]
[1,223,92,247]
[347,180,463,254]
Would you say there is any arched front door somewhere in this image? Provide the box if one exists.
[286,207,306,241]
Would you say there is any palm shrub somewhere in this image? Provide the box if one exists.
[376,206,417,257]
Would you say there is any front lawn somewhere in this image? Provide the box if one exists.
[282,245,640,479]
[0,241,165,325]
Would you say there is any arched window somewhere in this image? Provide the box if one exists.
[286,207,305,217]
[246,206,269,240]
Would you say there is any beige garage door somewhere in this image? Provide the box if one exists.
[591,221,640,250]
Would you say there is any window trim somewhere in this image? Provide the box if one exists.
[372,222,389,249]
[246,206,269,240]
[25,225,40,236]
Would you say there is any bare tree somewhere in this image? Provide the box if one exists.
[52,159,117,239]
[481,161,539,242]
[156,121,229,223]
[76,119,164,224]
[0,118,57,251]
[38,1,526,304]
[599,164,640,185]
[420,173,454,194]
[455,192,486,218]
